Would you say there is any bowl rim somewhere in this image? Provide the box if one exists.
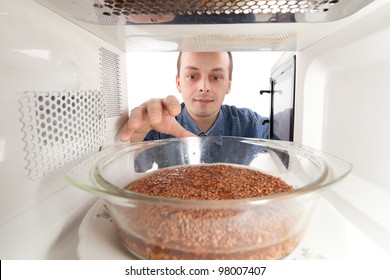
[83,136,352,207]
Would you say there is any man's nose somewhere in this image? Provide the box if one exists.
[199,78,211,93]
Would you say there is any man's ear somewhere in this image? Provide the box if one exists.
[226,80,232,95]
[176,75,181,92]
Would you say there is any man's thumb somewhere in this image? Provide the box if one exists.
[170,121,196,138]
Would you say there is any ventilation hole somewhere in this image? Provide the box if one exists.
[100,47,123,117]
[197,33,296,50]
[18,90,106,180]
[93,0,339,17]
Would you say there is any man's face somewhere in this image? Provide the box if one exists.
[176,52,231,121]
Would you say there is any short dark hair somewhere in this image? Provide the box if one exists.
[176,52,233,80]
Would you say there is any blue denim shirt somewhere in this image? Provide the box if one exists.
[144,103,269,140]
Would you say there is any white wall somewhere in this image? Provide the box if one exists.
[295,0,390,253]
[126,51,283,118]
[0,0,126,259]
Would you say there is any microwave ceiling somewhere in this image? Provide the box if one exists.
[35,0,374,24]
[34,0,375,51]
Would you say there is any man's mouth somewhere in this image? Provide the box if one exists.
[193,96,214,103]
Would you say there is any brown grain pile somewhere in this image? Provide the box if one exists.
[127,164,293,200]
[115,164,302,260]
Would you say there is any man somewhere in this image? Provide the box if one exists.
[120,52,269,143]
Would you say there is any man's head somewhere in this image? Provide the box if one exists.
[175,52,232,130]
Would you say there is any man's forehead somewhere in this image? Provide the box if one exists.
[181,53,229,71]
[182,52,229,61]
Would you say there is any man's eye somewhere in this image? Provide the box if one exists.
[212,76,222,81]
[187,75,197,80]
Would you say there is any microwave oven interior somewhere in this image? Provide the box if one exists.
[2,0,390,260]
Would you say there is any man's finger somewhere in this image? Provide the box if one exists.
[163,95,182,117]
[169,120,196,138]
[120,106,145,142]
[146,99,163,125]
[128,106,144,130]
[119,124,132,142]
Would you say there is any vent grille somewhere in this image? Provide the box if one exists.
[196,33,296,50]
[38,0,374,25]
[93,0,340,16]
[19,90,106,179]
[100,47,123,117]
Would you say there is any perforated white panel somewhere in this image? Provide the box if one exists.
[100,47,123,117]
[197,33,296,50]
[19,90,106,179]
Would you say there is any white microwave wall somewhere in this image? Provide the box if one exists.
[294,0,390,251]
[0,0,128,258]
[1,0,390,259]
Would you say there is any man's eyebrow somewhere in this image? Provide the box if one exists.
[211,67,225,72]
[183,66,199,71]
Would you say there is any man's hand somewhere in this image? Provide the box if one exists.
[120,95,195,142]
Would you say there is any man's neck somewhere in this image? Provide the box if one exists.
[192,112,220,133]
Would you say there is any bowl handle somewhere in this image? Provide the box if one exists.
[65,143,130,198]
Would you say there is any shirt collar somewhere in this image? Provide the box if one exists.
[206,109,224,136]
[179,104,225,136]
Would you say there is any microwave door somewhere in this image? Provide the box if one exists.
[270,55,296,142]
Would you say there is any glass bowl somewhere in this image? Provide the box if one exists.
[66,136,352,260]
